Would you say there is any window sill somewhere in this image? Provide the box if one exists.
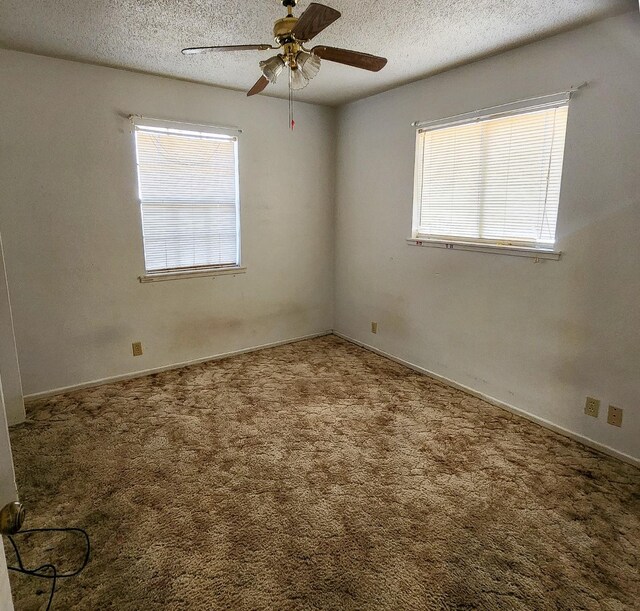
[406,238,561,260]
[139,266,247,283]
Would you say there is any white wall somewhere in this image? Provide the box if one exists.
[0,50,335,397]
[334,12,640,461]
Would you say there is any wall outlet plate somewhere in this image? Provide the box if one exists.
[607,405,623,427]
[584,396,600,418]
[371,322,378,334]
[132,341,143,357]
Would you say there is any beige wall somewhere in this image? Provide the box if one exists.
[334,12,640,461]
[0,50,335,397]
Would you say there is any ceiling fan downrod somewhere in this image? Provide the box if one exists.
[282,0,297,17]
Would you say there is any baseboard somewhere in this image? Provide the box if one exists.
[20,328,639,468]
[333,331,640,469]
[23,331,333,403]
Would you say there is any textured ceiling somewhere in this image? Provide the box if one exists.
[0,0,635,106]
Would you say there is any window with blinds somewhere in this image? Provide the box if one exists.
[133,120,240,274]
[412,99,569,250]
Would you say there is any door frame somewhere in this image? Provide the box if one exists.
[0,229,20,610]
[0,377,17,610]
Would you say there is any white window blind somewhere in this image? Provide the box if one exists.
[413,100,569,249]
[133,121,240,274]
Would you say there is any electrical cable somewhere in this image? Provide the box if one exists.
[6,527,91,611]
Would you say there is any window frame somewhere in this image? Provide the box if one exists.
[131,116,245,282]
[409,92,571,260]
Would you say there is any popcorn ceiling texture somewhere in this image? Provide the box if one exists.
[0,0,634,105]
[6,336,640,610]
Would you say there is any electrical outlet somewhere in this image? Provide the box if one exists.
[132,341,143,357]
[607,405,623,427]
[371,322,378,334]
[584,397,600,418]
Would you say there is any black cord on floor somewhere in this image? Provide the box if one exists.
[6,527,90,611]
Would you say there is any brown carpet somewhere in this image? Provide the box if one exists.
[5,335,639,610]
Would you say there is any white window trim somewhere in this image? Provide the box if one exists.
[139,265,247,283]
[131,115,244,281]
[406,238,561,260]
[411,90,573,132]
[409,88,582,259]
[130,115,242,138]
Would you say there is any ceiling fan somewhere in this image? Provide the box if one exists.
[182,0,388,99]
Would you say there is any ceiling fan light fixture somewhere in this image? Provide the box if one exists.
[259,55,285,83]
[182,2,387,126]
[297,51,321,80]
[289,66,309,90]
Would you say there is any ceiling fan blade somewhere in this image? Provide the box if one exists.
[312,46,387,72]
[292,3,341,42]
[182,44,273,55]
[247,75,269,97]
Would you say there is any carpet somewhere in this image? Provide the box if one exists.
[5,335,640,610]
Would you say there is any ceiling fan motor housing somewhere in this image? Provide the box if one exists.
[274,15,302,67]
[274,17,299,41]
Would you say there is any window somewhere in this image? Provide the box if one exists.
[133,118,241,278]
[411,94,569,255]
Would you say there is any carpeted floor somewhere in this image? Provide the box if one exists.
[5,335,640,610]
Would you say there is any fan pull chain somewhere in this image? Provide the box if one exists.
[289,68,295,131]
